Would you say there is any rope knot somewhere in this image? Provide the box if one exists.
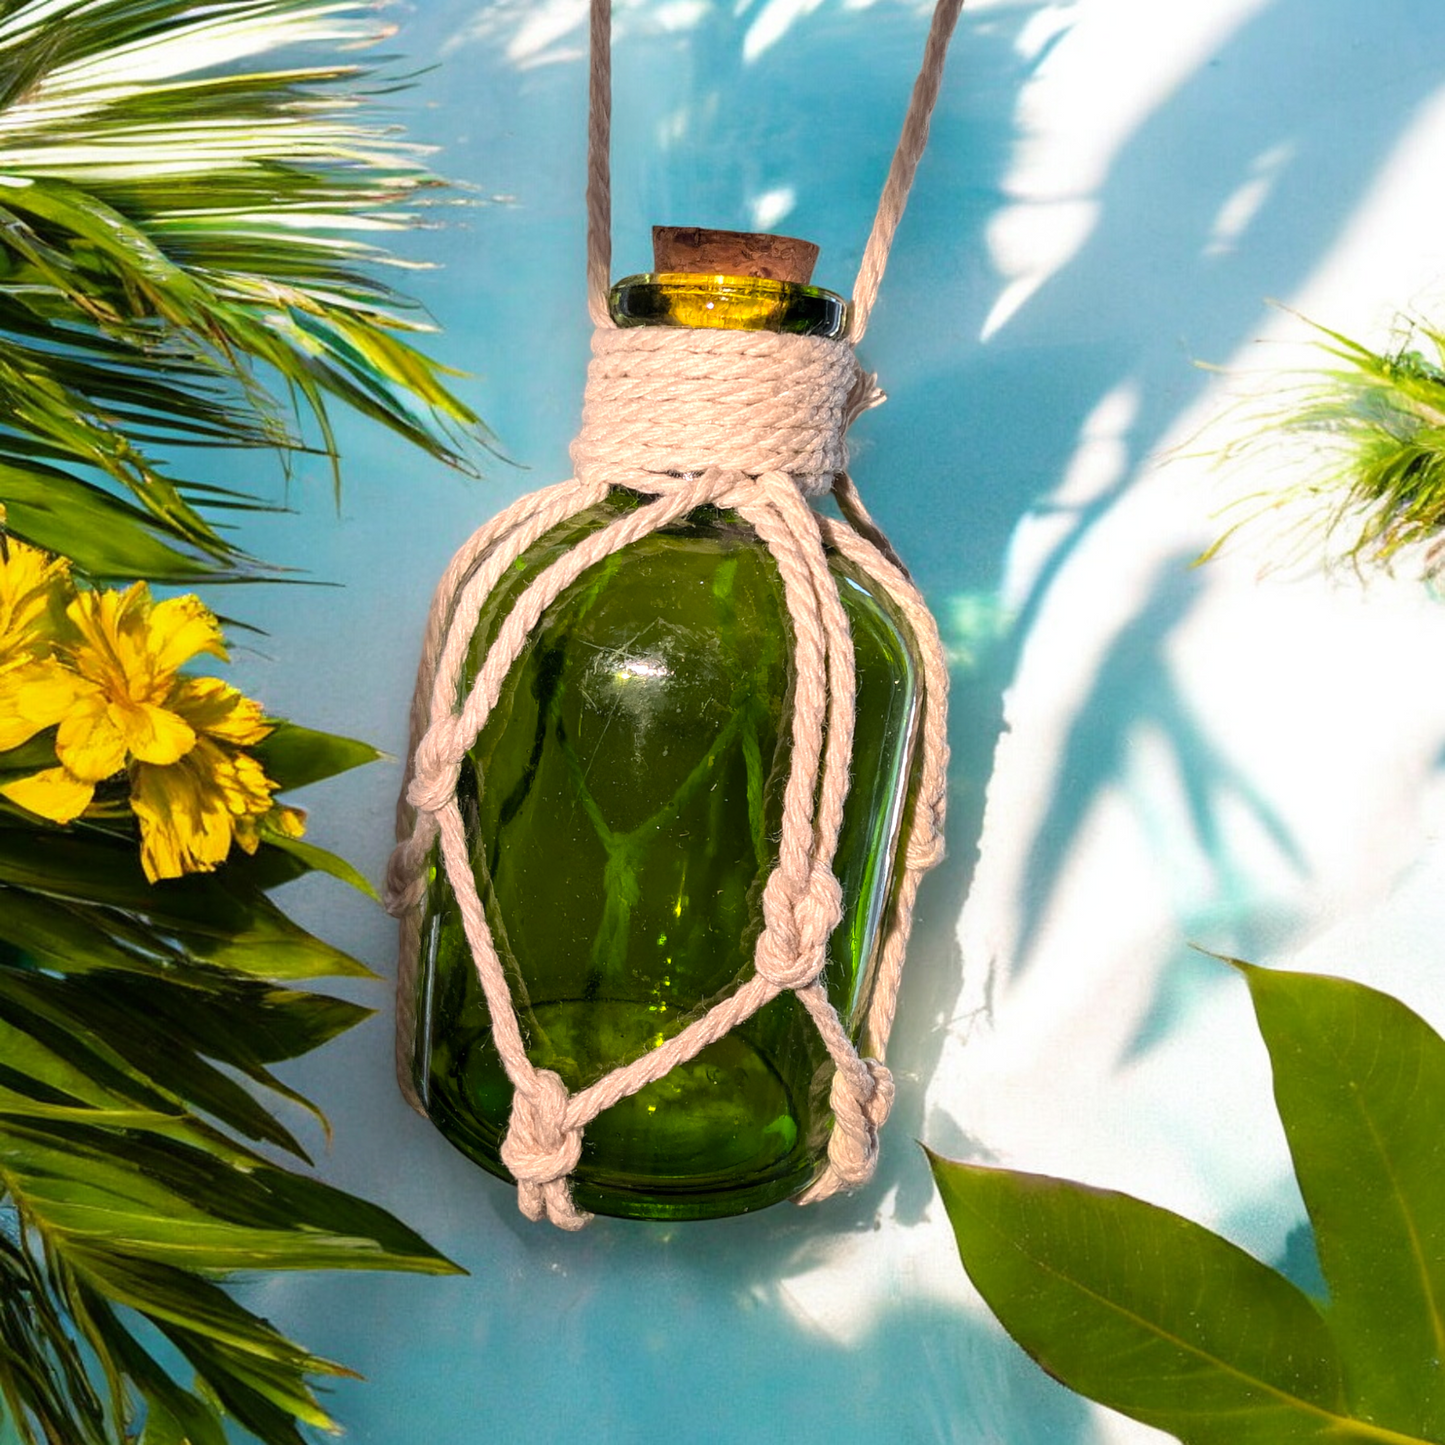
[500,1069,591,1230]
[799,863,844,954]
[907,788,949,870]
[407,714,466,816]
[383,834,431,918]
[826,1058,895,1190]
[906,829,945,871]
[754,863,843,991]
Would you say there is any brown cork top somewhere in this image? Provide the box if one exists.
[651,226,819,285]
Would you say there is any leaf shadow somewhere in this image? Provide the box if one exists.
[863,0,1445,1049]
[1011,551,1307,984]
[244,0,1445,1441]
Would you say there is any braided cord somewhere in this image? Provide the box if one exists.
[583,0,964,330]
[391,0,961,1226]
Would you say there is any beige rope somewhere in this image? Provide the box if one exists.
[583,0,964,329]
[388,477,611,1109]
[585,0,613,327]
[571,326,878,495]
[388,0,959,1226]
[849,0,967,342]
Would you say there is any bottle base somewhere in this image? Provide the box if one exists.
[422,997,827,1221]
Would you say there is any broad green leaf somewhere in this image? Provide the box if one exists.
[1241,964,1445,1438]
[160,1333,331,1445]
[199,924,370,981]
[69,1287,230,1445]
[67,1255,341,1443]
[0,998,181,1120]
[64,1249,342,1376]
[0,1104,181,1128]
[63,968,367,1147]
[253,719,384,791]
[139,1404,189,1445]
[0,887,161,976]
[0,884,210,980]
[1,1123,266,1228]
[287,304,481,422]
[0,463,222,582]
[257,829,380,900]
[0,1230,110,1445]
[925,1155,1431,1445]
[4,1118,457,1277]
[84,972,370,1067]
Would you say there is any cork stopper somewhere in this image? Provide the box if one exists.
[651,226,819,285]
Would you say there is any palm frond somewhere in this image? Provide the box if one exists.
[0,726,462,1445]
[0,0,490,582]
[0,9,476,1439]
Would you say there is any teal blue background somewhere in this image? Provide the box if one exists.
[200,3,1445,1441]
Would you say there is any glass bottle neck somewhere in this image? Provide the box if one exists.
[608,272,849,338]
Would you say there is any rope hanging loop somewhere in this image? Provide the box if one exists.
[388,0,961,1229]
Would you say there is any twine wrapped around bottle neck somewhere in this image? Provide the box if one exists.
[387,0,961,1229]
[570,325,884,498]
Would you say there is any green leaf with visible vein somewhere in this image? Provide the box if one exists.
[0,826,372,979]
[929,1158,1373,1444]
[931,965,1445,1445]
[259,829,381,901]
[1241,965,1445,1439]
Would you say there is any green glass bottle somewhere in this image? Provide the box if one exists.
[413,230,923,1220]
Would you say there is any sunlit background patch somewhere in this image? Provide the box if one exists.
[187,3,1445,1442]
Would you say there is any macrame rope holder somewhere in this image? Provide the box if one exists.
[386,0,961,1230]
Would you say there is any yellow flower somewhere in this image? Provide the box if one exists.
[0,581,302,881]
[0,537,79,754]
[130,734,276,881]
[52,583,228,785]
[0,534,73,664]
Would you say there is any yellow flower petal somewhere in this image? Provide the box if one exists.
[116,699,196,767]
[234,803,305,858]
[1,766,95,824]
[170,675,272,747]
[131,758,232,881]
[272,804,307,839]
[66,584,139,674]
[130,737,277,882]
[0,538,73,663]
[146,594,228,676]
[0,658,87,750]
[227,748,276,819]
[55,692,131,782]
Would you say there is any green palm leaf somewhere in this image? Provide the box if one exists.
[0,0,489,582]
[0,796,463,1445]
[0,7,480,1439]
